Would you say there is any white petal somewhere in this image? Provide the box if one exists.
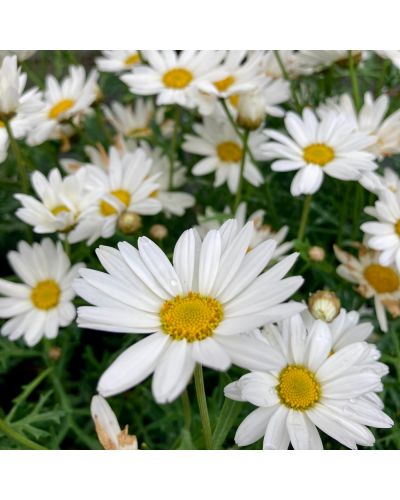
[191,337,231,371]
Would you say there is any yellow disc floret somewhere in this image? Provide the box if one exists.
[124,53,140,66]
[277,365,321,410]
[160,292,223,342]
[51,204,70,216]
[303,143,335,166]
[31,280,61,310]
[214,75,235,92]
[100,189,131,216]
[162,68,193,89]
[364,264,399,293]
[48,99,75,119]
[217,141,243,163]
[395,220,400,236]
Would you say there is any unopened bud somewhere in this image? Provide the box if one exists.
[117,212,142,234]
[150,224,168,240]
[48,346,62,361]
[308,290,341,323]
[237,91,266,130]
[308,246,326,262]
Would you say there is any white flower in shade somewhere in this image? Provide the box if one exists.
[103,99,154,138]
[0,51,36,63]
[361,189,400,272]
[261,78,290,117]
[375,50,400,69]
[0,55,43,117]
[182,114,264,194]
[74,220,305,403]
[27,65,98,146]
[260,108,377,196]
[319,93,400,158]
[196,202,292,261]
[0,238,84,346]
[360,168,400,195]
[334,243,400,332]
[236,90,266,130]
[14,167,98,238]
[260,51,299,79]
[96,51,141,73]
[91,395,138,450]
[121,50,225,109]
[69,147,161,245]
[59,143,110,175]
[225,314,392,450]
[295,50,362,74]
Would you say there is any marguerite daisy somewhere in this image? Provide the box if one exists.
[360,168,400,195]
[74,220,305,403]
[102,99,154,138]
[295,50,362,74]
[334,243,400,332]
[260,108,377,196]
[121,50,225,109]
[375,50,400,69]
[0,238,84,346]
[182,114,264,193]
[225,314,392,449]
[96,51,141,73]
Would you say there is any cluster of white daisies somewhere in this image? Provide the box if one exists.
[1,50,400,450]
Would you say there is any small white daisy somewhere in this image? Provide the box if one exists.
[260,108,377,196]
[182,114,264,194]
[69,147,161,245]
[0,51,36,63]
[260,51,299,79]
[91,395,138,450]
[225,314,392,449]
[0,238,84,346]
[96,50,141,73]
[103,99,154,138]
[319,92,400,158]
[375,50,400,70]
[27,65,98,146]
[295,50,362,74]
[334,243,400,332]
[121,50,225,109]
[74,220,305,403]
[360,168,400,195]
[361,189,400,272]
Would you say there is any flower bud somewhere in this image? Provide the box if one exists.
[237,91,266,130]
[308,290,341,323]
[150,224,168,240]
[308,246,326,262]
[48,346,62,361]
[117,212,142,234]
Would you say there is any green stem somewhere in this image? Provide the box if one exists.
[194,364,212,450]
[297,194,312,240]
[348,51,361,111]
[274,51,301,111]
[4,118,29,193]
[377,59,390,95]
[233,129,249,212]
[180,389,192,431]
[0,419,47,450]
[168,105,180,190]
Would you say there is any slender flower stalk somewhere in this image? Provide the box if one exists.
[181,389,192,431]
[0,418,46,450]
[233,129,249,211]
[348,50,361,111]
[273,50,301,111]
[4,118,29,193]
[194,364,212,449]
[168,106,180,190]
[297,194,312,240]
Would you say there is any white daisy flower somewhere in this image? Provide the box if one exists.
[91,395,138,450]
[27,65,98,146]
[196,202,292,260]
[334,243,400,332]
[361,189,400,272]
[375,50,400,70]
[295,50,362,74]
[96,50,141,73]
[0,238,84,346]
[182,114,264,194]
[260,50,299,79]
[74,220,305,403]
[261,77,290,117]
[260,108,377,196]
[121,50,225,109]
[319,92,400,158]
[15,167,98,239]
[360,168,400,195]
[69,147,161,245]
[0,51,36,63]
[225,314,392,450]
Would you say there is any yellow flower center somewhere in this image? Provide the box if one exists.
[364,264,399,293]
[214,75,235,92]
[395,220,400,236]
[162,68,193,89]
[127,127,152,138]
[229,94,239,107]
[100,189,131,216]
[277,365,321,411]
[217,141,243,163]
[0,120,4,128]
[159,292,223,342]
[31,279,61,310]
[303,143,335,166]
[48,99,75,120]
[51,204,70,216]
[124,53,140,66]
[150,190,159,198]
